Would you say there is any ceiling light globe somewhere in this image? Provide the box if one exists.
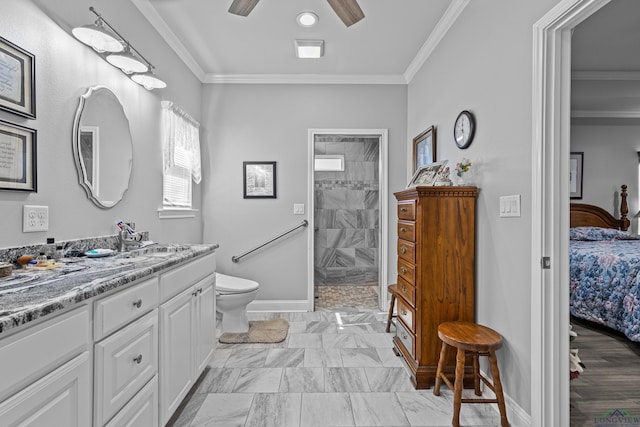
[106,49,149,74]
[296,12,318,27]
[132,72,167,90]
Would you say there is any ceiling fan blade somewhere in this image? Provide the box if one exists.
[228,0,260,17]
[327,0,365,27]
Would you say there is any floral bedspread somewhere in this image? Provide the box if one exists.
[570,239,640,342]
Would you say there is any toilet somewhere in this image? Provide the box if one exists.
[215,273,260,333]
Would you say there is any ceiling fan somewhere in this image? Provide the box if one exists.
[228,0,365,27]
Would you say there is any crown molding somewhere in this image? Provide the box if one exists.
[203,74,407,85]
[130,0,206,81]
[572,71,640,80]
[403,0,471,83]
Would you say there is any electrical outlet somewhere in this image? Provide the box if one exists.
[23,205,49,232]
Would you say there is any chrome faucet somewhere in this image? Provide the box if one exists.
[117,221,141,252]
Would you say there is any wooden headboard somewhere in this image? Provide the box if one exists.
[570,184,630,231]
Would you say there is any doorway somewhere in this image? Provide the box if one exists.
[532,0,611,425]
[307,129,389,312]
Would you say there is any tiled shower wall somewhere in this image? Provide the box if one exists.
[314,135,379,286]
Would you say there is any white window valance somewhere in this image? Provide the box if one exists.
[161,101,201,184]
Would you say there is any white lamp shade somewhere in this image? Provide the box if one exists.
[131,72,167,90]
[72,23,123,53]
[106,48,148,74]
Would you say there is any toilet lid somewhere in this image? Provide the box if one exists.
[216,273,259,294]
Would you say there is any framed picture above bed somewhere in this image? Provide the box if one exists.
[570,152,583,199]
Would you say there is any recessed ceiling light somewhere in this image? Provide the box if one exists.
[296,12,319,27]
[295,40,324,59]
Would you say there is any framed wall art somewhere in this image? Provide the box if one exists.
[407,160,448,188]
[570,152,583,199]
[412,126,436,172]
[0,36,36,119]
[0,119,37,192]
[244,161,276,199]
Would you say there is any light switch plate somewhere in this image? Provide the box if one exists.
[23,205,49,232]
[499,195,521,218]
[293,203,305,215]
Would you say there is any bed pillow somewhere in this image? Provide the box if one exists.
[569,226,640,241]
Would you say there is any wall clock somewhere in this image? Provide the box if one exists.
[453,110,475,149]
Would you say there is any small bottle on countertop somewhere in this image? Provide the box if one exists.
[36,252,48,266]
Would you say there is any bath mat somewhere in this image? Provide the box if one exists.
[219,318,289,344]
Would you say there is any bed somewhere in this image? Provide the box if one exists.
[569,185,640,342]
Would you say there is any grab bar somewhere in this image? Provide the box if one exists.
[232,220,308,263]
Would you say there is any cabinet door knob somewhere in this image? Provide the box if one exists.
[401,284,407,293]
[400,207,407,212]
[400,267,407,274]
[198,288,203,294]
[132,299,142,308]
[133,354,143,364]
[400,227,407,232]
[400,247,407,254]
[192,290,199,296]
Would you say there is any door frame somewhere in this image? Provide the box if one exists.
[531,0,610,425]
[307,129,389,311]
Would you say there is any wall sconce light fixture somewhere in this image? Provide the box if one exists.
[72,7,166,90]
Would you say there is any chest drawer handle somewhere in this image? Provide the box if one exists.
[133,354,143,364]
[401,332,408,340]
[401,309,408,316]
[400,207,407,212]
[132,299,142,308]
[400,247,407,254]
[400,267,407,274]
[400,283,407,293]
[400,227,407,232]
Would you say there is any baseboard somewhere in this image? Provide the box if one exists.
[247,299,309,312]
[480,369,531,426]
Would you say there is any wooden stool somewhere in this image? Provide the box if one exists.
[433,321,509,427]
[385,284,399,333]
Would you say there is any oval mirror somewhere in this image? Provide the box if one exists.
[72,86,133,208]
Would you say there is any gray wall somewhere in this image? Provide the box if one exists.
[571,123,640,233]
[407,0,560,414]
[0,1,203,248]
[201,84,406,301]
[314,135,380,287]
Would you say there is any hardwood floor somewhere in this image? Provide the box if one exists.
[570,317,640,426]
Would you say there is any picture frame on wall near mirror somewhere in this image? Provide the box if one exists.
[0,119,37,192]
[570,152,583,199]
[413,126,436,172]
[0,36,36,119]
[244,161,277,199]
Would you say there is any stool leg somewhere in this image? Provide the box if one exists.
[433,342,448,396]
[452,348,465,427]
[473,352,481,396]
[386,294,396,333]
[489,350,509,427]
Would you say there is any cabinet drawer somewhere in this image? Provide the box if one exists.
[396,318,415,358]
[397,201,416,220]
[0,306,90,402]
[161,253,215,301]
[397,278,416,307]
[397,298,415,332]
[397,221,415,242]
[397,258,415,284]
[105,375,158,427]
[397,240,415,263]
[94,277,159,341]
[95,310,158,426]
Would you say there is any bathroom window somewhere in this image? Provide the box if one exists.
[314,155,345,171]
[161,101,201,215]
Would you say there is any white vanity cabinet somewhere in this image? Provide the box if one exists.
[0,306,92,426]
[159,253,216,426]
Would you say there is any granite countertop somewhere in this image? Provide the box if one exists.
[0,243,218,335]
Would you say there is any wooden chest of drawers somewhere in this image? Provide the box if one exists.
[393,186,477,389]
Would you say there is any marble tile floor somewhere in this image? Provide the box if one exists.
[315,285,379,311]
[167,309,503,427]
